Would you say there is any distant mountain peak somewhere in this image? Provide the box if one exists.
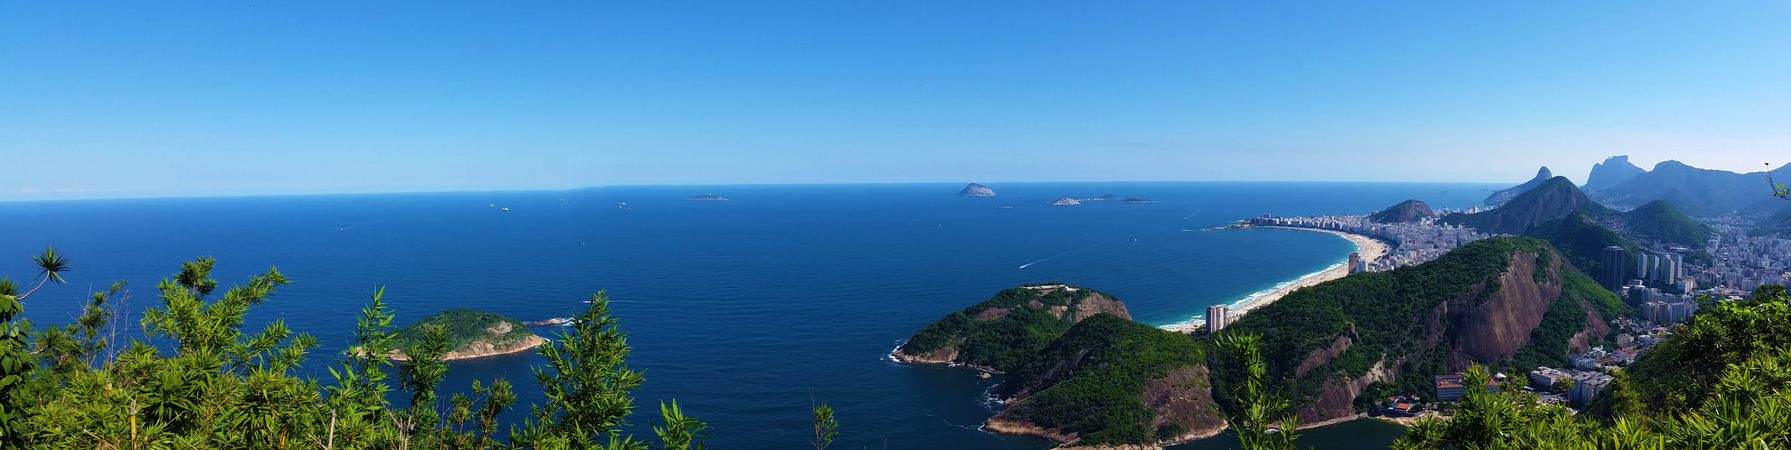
[1585,155,1647,192]
[1484,166,1557,206]
[1448,176,1611,235]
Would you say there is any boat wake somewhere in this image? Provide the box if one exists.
[1017,239,1114,269]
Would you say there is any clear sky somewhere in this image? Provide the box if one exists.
[4,1,1789,200]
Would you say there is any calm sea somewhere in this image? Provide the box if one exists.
[0,182,1494,449]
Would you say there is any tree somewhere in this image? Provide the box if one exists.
[812,400,839,450]
[1214,333,1299,450]
[1551,377,1575,395]
[0,252,713,449]
[513,291,708,450]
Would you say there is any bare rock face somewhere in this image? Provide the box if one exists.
[1285,249,1615,425]
[959,183,997,197]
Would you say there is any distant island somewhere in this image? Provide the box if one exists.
[958,183,996,197]
[1120,197,1153,204]
[390,309,547,361]
[1049,197,1081,206]
[688,194,728,201]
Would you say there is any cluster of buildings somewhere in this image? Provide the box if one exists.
[1622,282,1702,324]
[1528,367,1612,406]
[1678,223,1791,292]
[1244,214,1493,272]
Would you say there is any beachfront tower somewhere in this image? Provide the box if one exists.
[1206,304,1229,333]
[1602,246,1626,290]
[1348,252,1364,274]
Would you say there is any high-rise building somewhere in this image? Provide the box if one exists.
[1602,246,1627,290]
[1206,304,1229,333]
[1347,252,1364,274]
[1636,253,1651,281]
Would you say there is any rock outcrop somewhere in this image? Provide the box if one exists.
[959,183,997,197]
[1584,155,1646,192]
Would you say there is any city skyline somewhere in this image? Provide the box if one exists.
[5,2,1790,200]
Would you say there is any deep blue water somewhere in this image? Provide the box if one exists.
[0,182,1494,449]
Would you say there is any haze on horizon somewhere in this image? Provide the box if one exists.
[4,2,1789,201]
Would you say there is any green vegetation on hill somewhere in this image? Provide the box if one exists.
[395,308,535,355]
[1213,237,1626,410]
[898,285,1121,371]
[996,314,1207,446]
[1444,177,1613,235]
[1623,200,1716,246]
[1523,213,1641,284]
[1367,199,1436,223]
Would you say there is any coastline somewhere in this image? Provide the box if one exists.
[1163,226,1389,333]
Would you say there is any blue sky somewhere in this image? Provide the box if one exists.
[4,1,1789,200]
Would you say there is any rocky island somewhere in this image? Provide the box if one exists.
[959,183,997,197]
[1120,197,1153,204]
[1048,198,1081,206]
[390,309,548,361]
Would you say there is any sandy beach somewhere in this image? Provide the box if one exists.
[1165,226,1390,333]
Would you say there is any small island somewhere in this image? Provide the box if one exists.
[1049,197,1081,206]
[1120,197,1153,204]
[688,194,728,201]
[390,309,548,361]
[959,183,997,197]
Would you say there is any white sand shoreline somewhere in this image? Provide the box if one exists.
[1163,226,1390,333]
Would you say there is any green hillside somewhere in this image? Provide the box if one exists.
[1523,213,1641,283]
[1443,177,1613,235]
[995,314,1211,446]
[896,285,1126,371]
[1623,200,1716,246]
[1214,237,1627,410]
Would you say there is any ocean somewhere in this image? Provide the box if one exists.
[0,182,1496,449]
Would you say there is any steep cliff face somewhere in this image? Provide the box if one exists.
[1215,238,1628,425]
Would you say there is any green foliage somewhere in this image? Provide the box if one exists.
[512,292,700,450]
[1215,333,1298,450]
[1211,237,1627,417]
[394,309,535,356]
[899,286,1114,371]
[1523,213,1642,285]
[811,402,837,450]
[0,252,710,449]
[1623,200,1716,247]
[996,314,1205,446]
